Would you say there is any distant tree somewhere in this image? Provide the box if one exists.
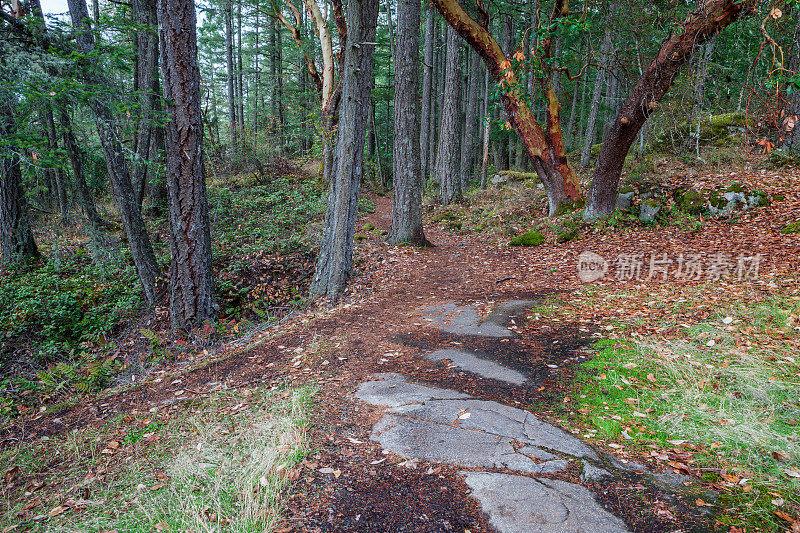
[0,98,39,265]
[436,25,463,205]
[157,0,216,329]
[67,0,162,304]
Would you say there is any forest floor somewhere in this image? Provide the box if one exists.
[1,156,800,532]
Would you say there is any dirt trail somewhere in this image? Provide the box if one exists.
[6,172,799,531]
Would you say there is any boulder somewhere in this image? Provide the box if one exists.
[639,199,662,223]
[615,191,635,212]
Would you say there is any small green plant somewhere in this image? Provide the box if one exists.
[509,230,544,246]
[357,197,376,214]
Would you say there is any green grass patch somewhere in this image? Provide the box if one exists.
[0,384,316,532]
[572,296,800,531]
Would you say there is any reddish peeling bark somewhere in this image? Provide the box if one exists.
[583,0,755,219]
[431,0,580,215]
[274,1,324,94]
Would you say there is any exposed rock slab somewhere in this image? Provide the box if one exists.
[355,374,469,408]
[372,416,562,474]
[422,302,512,337]
[357,375,598,469]
[463,472,631,533]
[426,349,527,385]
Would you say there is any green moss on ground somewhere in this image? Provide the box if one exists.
[509,230,545,247]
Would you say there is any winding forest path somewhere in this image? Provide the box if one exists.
[13,169,799,532]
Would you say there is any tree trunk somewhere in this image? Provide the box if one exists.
[310,0,379,302]
[480,66,490,188]
[236,0,245,138]
[132,0,163,208]
[459,48,481,188]
[566,75,580,149]
[254,7,260,131]
[427,19,440,183]
[157,0,216,329]
[68,0,161,305]
[436,25,463,205]
[276,21,286,150]
[391,0,428,246]
[0,103,39,265]
[584,0,755,220]
[224,0,237,146]
[42,105,70,225]
[432,0,581,215]
[500,13,512,169]
[59,109,103,229]
[419,4,435,180]
[580,20,613,168]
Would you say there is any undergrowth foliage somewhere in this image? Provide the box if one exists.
[0,256,141,402]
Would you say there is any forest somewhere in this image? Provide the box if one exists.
[0,0,800,531]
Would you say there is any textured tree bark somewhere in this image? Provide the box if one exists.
[42,105,70,225]
[436,25,463,205]
[67,0,161,304]
[236,0,245,137]
[459,48,481,188]
[428,19,441,184]
[224,0,237,146]
[480,66,490,188]
[580,21,613,168]
[391,0,428,246]
[0,104,39,265]
[310,0,378,302]
[132,0,164,208]
[584,0,755,220]
[157,0,216,329]
[419,4,435,180]
[59,109,103,230]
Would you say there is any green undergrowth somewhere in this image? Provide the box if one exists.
[0,255,142,404]
[572,297,800,531]
[208,174,325,258]
[0,384,316,532]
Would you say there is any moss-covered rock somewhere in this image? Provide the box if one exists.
[498,170,539,182]
[432,210,459,224]
[639,199,663,223]
[651,112,746,151]
[553,199,586,217]
[362,222,375,231]
[509,231,545,247]
[747,190,770,208]
[354,233,368,241]
[676,189,705,216]
[781,222,800,234]
[556,229,578,243]
[725,182,745,194]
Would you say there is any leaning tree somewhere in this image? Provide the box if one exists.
[431,0,757,217]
